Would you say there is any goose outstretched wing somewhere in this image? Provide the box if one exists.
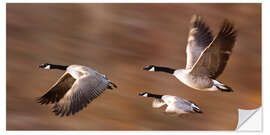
[52,73,111,116]
[190,20,237,79]
[37,73,76,104]
[185,15,213,69]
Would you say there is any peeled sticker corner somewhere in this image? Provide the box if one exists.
[236,107,262,131]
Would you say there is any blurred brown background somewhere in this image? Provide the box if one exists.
[6,3,261,130]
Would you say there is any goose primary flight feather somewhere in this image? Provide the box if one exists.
[139,92,202,115]
[144,15,237,92]
[37,63,117,116]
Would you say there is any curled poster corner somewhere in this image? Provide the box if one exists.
[236,107,262,131]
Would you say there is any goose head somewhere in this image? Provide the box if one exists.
[138,92,149,97]
[143,65,155,71]
[39,63,52,69]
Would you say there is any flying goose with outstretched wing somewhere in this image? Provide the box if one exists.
[37,63,117,116]
[144,15,237,92]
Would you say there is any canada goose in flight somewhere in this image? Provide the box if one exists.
[139,92,202,115]
[37,63,117,116]
[144,15,237,92]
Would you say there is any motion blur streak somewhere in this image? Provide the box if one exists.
[7,4,261,130]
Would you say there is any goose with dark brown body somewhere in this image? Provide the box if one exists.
[37,63,117,116]
[144,15,237,92]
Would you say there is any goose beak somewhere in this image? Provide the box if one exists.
[143,67,148,70]
[39,64,45,68]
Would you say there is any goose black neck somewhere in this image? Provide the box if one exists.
[155,66,175,74]
[147,93,163,99]
[50,64,68,70]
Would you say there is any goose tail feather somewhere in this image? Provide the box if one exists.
[191,104,202,113]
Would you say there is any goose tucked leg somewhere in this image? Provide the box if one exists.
[107,82,117,90]
[191,103,203,113]
[212,80,233,92]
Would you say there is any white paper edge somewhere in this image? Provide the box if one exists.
[236,107,262,131]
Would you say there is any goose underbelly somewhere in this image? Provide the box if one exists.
[173,70,215,91]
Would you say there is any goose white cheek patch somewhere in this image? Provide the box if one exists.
[149,67,155,71]
[142,93,148,97]
[44,65,51,69]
